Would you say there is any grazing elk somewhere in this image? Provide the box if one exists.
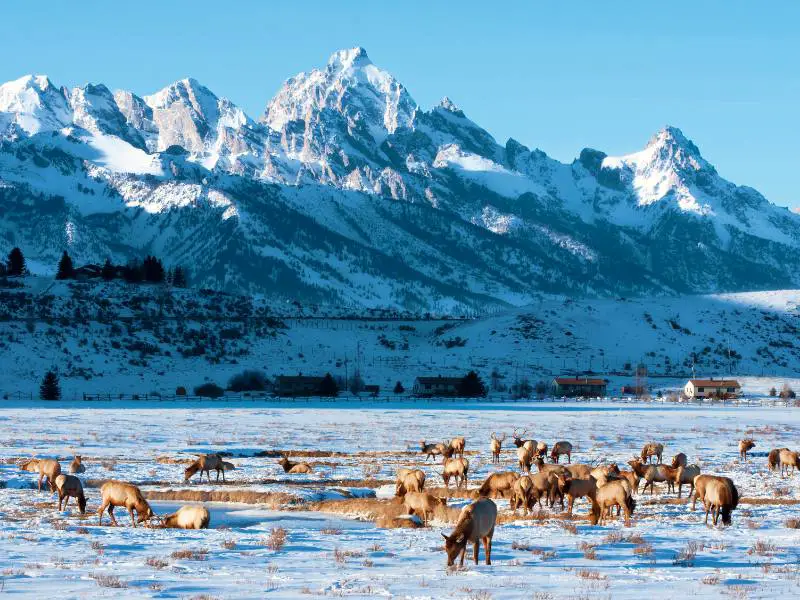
[476,471,519,499]
[510,475,535,515]
[550,441,572,463]
[556,473,598,516]
[395,468,426,497]
[590,463,620,487]
[629,458,676,495]
[277,456,313,474]
[738,439,755,461]
[449,436,466,458]
[670,453,687,468]
[441,498,497,566]
[185,453,227,482]
[489,432,506,464]
[54,474,86,514]
[616,470,640,495]
[779,449,800,477]
[535,441,548,458]
[640,442,664,464]
[590,480,636,526]
[162,505,211,529]
[21,458,61,492]
[675,464,701,498]
[403,491,446,526]
[692,474,739,526]
[440,457,469,492]
[768,448,787,472]
[420,440,448,462]
[69,455,86,474]
[97,480,154,527]
[516,444,534,474]
[527,471,560,509]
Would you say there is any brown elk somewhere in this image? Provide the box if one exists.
[420,440,448,462]
[21,458,62,492]
[768,448,787,472]
[54,474,86,513]
[516,445,534,473]
[403,491,446,526]
[512,429,536,450]
[440,457,469,492]
[779,449,800,476]
[640,442,664,464]
[692,474,739,526]
[535,441,548,458]
[441,498,497,566]
[628,458,676,494]
[526,471,560,509]
[449,436,466,458]
[674,464,701,498]
[556,473,598,516]
[69,455,86,474]
[590,463,620,487]
[476,471,519,499]
[97,480,154,527]
[670,453,687,468]
[396,468,426,496]
[616,470,640,495]
[277,456,313,474]
[590,480,636,525]
[550,441,572,463]
[738,439,755,461]
[510,475,535,515]
[162,505,211,529]
[185,453,227,482]
[489,432,506,464]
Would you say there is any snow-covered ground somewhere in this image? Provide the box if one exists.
[2,400,800,598]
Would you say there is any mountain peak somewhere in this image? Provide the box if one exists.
[647,125,701,156]
[327,47,371,71]
[438,96,461,113]
[0,73,70,135]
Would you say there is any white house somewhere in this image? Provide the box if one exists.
[684,378,741,399]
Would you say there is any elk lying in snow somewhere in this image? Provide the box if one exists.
[441,497,497,566]
[640,442,664,464]
[510,475,534,515]
[692,474,739,526]
[477,471,519,499]
[403,491,446,525]
[738,439,755,461]
[69,455,86,474]
[489,433,506,464]
[420,441,448,462]
[162,504,211,529]
[277,456,313,474]
[779,449,800,476]
[185,453,227,482]
[21,458,61,492]
[768,448,787,472]
[556,473,598,516]
[628,458,676,494]
[449,437,466,458]
[97,480,154,527]
[54,474,86,513]
[590,480,636,525]
[670,453,687,468]
[550,441,572,463]
[395,468,426,496]
[440,457,469,491]
[675,464,701,498]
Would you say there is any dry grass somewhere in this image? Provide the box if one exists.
[222,538,237,550]
[320,527,343,535]
[702,573,720,585]
[633,543,654,557]
[171,548,209,561]
[576,569,607,580]
[748,539,777,556]
[673,541,697,567]
[559,521,578,534]
[91,573,127,588]
[266,527,287,551]
[144,489,301,508]
[146,556,169,569]
[333,548,363,564]
[155,455,194,465]
[786,518,800,529]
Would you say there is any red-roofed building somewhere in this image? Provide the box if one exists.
[684,378,741,399]
[551,377,607,398]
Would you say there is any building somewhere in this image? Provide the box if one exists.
[274,375,325,397]
[551,377,607,398]
[684,378,741,399]
[412,376,463,397]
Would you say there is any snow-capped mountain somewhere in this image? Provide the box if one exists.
[1,48,799,312]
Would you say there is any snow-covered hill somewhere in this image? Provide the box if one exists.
[1,48,799,312]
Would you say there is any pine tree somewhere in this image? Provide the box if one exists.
[319,373,339,397]
[143,255,165,283]
[56,251,74,280]
[172,265,187,287]
[123,259,143,283]
[101,258,116,281]
[7,247,26,276]
[459,370,487,398]
[393,381,405,394]
[40,370,61,401]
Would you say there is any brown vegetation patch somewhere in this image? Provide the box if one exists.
[155,456,194,465]
[306,496,459,528]
[144,489,302,508]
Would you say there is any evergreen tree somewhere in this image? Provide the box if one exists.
[56,251,74,280]
[40,370,61,401]
[172,265,187,287]
[393,381,405,394]
[319,373,339,397]
[7,247,26,276]
[459,370,487,398]
[123,259,143,283]
[101,258,116,281]
[143,255,165,283]
[349,371,364,395]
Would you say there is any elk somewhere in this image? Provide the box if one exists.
[670,452,687,468]
[550,441,572,463]
[476,471,519,499]
[628,458,676,494]
[590,463,620,487]
[692,474,739,526]
[449,436,466,458]
[616,470,640,495]
[441,498,497,566]
[535,441,548,458]
[54,474,86,514]
[277,456,313,474]
[420,440,448,462]
[738,439,755,461]
[403,491,446,526]
[97,480,154,527]
[21,458,61,492]
[516,445,534,473]
[768,448,787,472]
[779,449,800,477]
[556,473,598,516]
[440,457,469,492]
[489,432,506,464]
[675,464,701,498]
[185,453,227,482]
[525,471,559,509]
[162,505,211,529]
[511,429,536,450]
[640,442,664,464]
[590,480,636,525]
[510,475,534,515]
[396,468,426,496]
[69,455,86,474]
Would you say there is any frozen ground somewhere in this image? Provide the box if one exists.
[1,400,800,599]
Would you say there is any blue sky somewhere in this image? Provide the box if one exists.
[1,1,797,208]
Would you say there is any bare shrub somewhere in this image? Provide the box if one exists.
[748,540,777,556]
[559,521,577,535]
[146,557,169,569]
[171,548,208,561]
[633,543,654,557]
[91,574,127,588]
[266,527,287,551]
[786,518,800,529]
[576,569,607,580]
[702,574,720,585]
[673,541,697,567]
[222,539,237,550]
[320,527,343,535]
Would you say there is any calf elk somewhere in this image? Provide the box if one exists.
[692,474,738,526]
[440,457,469,492]
[477,471,519,499]
[21,458,61,492]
